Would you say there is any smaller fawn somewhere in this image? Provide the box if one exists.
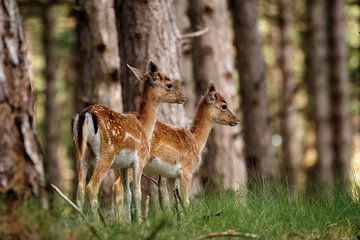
[71,60,186,221]
[113,82,239,207]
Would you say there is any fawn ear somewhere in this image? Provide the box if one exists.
[127,64,145,81]
[206,82,216,104]
[148,60,158,74]
[147,60,159,85]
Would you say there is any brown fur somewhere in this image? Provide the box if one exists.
[114,82,239,207]
[72,61,186,221]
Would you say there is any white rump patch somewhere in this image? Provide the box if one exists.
[112,149,138,168]
[85,113,101,158]
[144,157,182,178]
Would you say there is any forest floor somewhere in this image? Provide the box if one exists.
[0,185,359,240]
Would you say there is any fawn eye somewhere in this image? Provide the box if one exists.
[221,105,227,110]
[166,83,173,90]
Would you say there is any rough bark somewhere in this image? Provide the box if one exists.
[75,0,121,206]
[326,0,352,185]
[277,0,302,190]
[75,0,122,112]
[0,0,45,204]
[188,0,246,191]
[42,3,63,189]
[115,0,187,126]
[229,0,276,187]
[115,0,188,207]
[304,0,334,189]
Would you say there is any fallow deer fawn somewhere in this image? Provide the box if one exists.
[71,60,186,221]
[113,82,239,208]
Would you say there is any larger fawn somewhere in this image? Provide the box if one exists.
[114,82,239,207]
[71,60,186,221]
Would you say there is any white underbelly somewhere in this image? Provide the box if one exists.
[144,157,182,178]
[112,149,138,168]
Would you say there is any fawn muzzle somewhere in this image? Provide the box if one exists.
[177,97,187,104]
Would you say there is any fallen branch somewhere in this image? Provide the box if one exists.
[51,184,86,220]
[143,219,171,240]
[50,184,102,240]
[180,27,210,40]
[194,230,259,240]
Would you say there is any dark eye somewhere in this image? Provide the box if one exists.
[221,105,227,110]
[166,83,173,90]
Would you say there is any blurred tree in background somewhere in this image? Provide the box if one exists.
[0,0,45,207]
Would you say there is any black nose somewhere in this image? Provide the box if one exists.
[229,120,240,126]
[177,97,187,104]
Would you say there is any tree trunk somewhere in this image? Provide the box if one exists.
[229,0,276,188]
[0,0,45,206]
[277,0,302,190]
[174,0,196,119]
[75,0,122,112]
[304,0,334,189]
[115,0,188,207]
[42,3,64,190]
[188,0,246,191]
[115,0,187,126]
[326,0,352,186]
[75,0,121,206]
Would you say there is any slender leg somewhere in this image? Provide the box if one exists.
[120,168,132,222]
[112,175,124,220]
[166,178,176,206]
[77,157,89,211]
[86,154,113,219]
[133,162,143,223]
[180,172,192,207]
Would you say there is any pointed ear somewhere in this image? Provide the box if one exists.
[127,64,145,81]
[207,81,216,93]
[148,60,158,74]
[205,82,216,104]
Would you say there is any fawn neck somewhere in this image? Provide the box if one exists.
[138,84,158,139]
[190,104,213,151]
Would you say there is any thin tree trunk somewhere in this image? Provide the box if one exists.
[277,0,302,190]
[304,0,334,190]
[75,0,121,206]
[174,0,196,119]
[326,0,352,186]
[0,0,45,206]
[115,0,188,207]
[188,0,246,191]
[42,3,63,190]
[229,0,276,188]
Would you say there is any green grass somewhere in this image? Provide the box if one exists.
[1,186,359,240]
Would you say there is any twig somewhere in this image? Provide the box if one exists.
[173,189,180,218]
[175,186,185,210]
[51,184,86,220]
[97,208,107,227]
[194,230,259,240]
[142,173,159,186]
[143,219,171,240]
[50,184,102,240]
[202,211,223,219]
[180,27,210,40]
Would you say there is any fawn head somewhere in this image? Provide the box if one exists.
[203,82,240,126]
[127,60,187,104]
